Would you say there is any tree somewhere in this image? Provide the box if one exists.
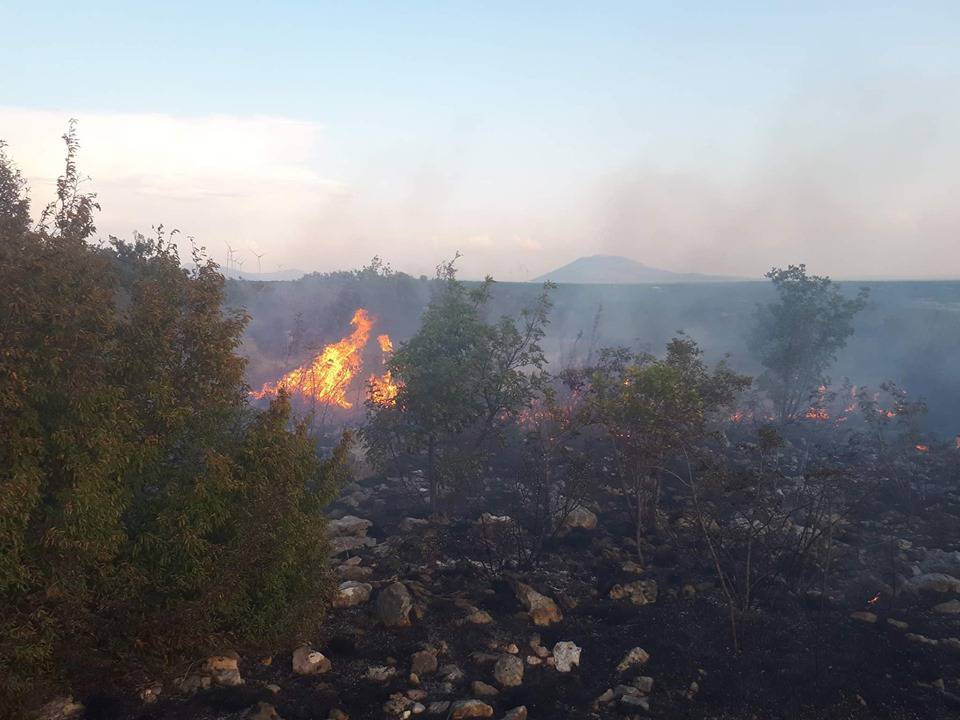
[750,265,868,423]
[364,256,552,515]
[0,128,347,712]
[582,337,749,560]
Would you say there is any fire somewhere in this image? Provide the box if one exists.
[252,308,399,409]
[804,407,830,421]
[369,370,399,406]
[915,444,929,453]
[867,592,881,605]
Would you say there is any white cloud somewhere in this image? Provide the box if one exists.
[0,107,342,270]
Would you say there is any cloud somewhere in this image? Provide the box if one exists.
[0,107,342,270]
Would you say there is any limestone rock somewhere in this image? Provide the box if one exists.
[471,680,499,697]
[933,599,960,614]
[328,515,373,537]
[609,579,658,605]
[377,582,414,627]
[493,653,524,687]
[292,646,332,675]
[204,653,242,686]
[411,649,438,676]
[501,708,528,720]
[552,641,582,672]
[514,582,563,626]
[333,580,373,608]
[907,573,960,594]
[617,647,650,672]
[562,506,598,531]
[450,700,495,719]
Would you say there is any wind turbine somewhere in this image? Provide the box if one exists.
[225,242,236,274]
[252,249,266,275]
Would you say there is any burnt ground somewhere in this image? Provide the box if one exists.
[75,461,960,720]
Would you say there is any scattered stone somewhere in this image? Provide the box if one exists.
[562,506,598,531]
[328,709,349,720]
[179,674,211,693]
[850,611,878,624]
[620,693,650,712]
[384,693,413,717]
[333,580,373,608]
[293,646,332,675]
[328,515,373,537]
[204,653,242,686]
[139,683,162,704]
[609,579,658,605]
[494,654,524,687]
[464,609,494,625]
[525,655,542,666]
[940,638,960,653]
[552,641,582,672]
[471,680,499,697]
[450,700,495,719]
[905,633,939,646]
[501,707,528,720]
[514,582,563,626]
[331,535,377,554]
[35,697,84,720]
[887,618,909,630]
[377,582,414,627]
[411,650,439,676]
[480,512,512,525]
[427,702,451,715]
[933,599,960,614]
[907,573,960,594]
[400,517,430,532]
[632,676,654,694]
[529,635,550,658]
[617,647,650,672]
[439,663,465,682]
[367,665,399,682]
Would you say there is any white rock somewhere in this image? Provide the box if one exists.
[552,641,582,672]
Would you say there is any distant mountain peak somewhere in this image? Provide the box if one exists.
[532,255,741,284]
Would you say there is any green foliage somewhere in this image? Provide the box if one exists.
[582,337,750,556]
[750,264,868,423]
[365,256,553,513]
[0,129,347,710]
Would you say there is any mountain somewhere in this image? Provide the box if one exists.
[532,255,744,284]
[222,267,307,282]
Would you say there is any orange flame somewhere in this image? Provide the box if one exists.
[868,592,881,605]
[377,334,393,353]
[252,309,374,408]
[915,443,929,453]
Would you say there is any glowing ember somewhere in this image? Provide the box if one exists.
[867,592,881,605]
[804,407,830,421]
[251,308,375,409]
[915,444,929,453]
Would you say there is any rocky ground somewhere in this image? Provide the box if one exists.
[40,459,960,720]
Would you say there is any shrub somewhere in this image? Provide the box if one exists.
[0,127,347,711]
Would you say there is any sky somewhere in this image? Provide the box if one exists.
[2,2,960,280]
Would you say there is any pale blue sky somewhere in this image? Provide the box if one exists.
[3,2,960,279]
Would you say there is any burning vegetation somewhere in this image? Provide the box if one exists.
[252,307,399,409]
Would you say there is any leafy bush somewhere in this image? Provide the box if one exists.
[0,127,347,710]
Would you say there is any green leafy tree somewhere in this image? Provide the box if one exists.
[365,256,552,515]
[750,265,868,423]
[583,337,749,559]
[0,128,347,712]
